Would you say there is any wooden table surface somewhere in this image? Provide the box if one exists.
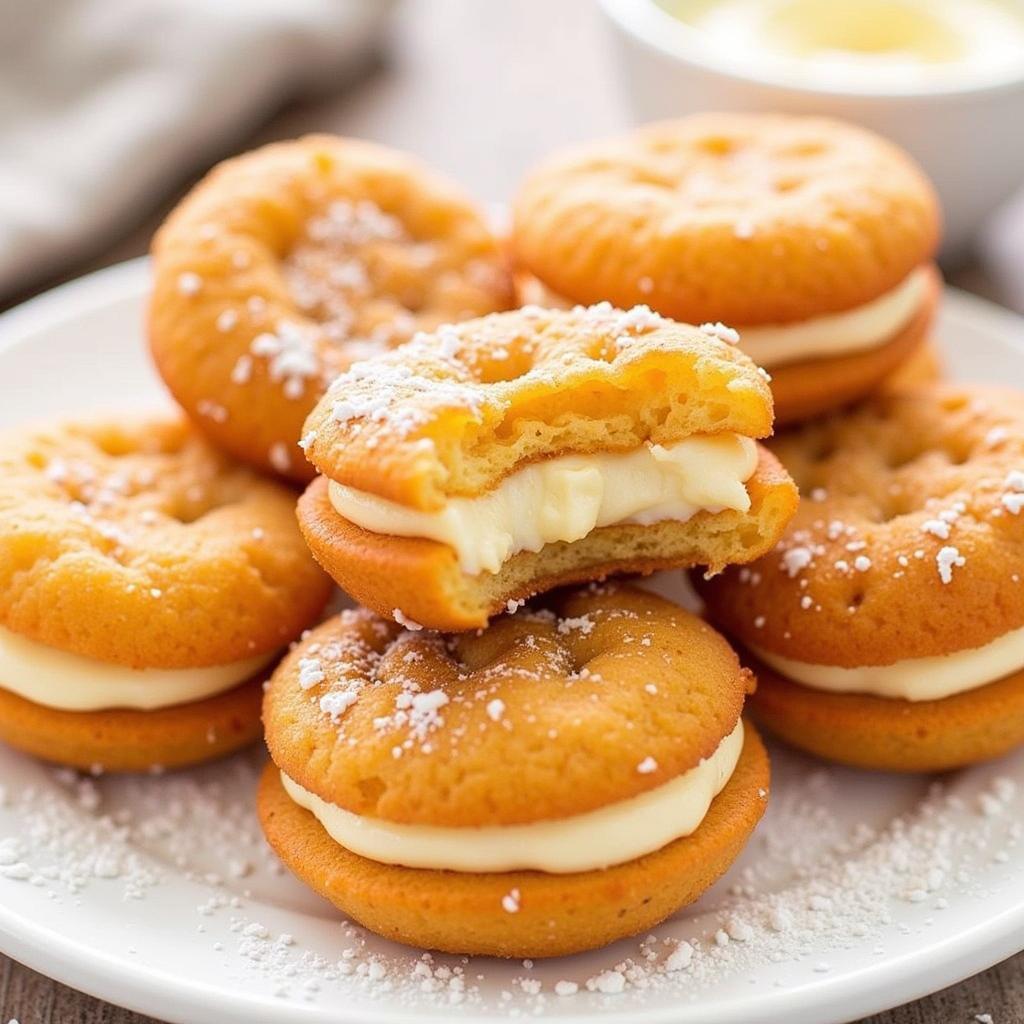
[1,1,1021,1021]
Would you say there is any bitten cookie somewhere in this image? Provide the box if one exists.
[697,385,1024,772]
[259,584,769,957]
[512,113,942,424]
[0,415,334,772]
[149,135,514,482]
[297,304,798,631]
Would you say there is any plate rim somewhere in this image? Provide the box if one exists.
[0,257,1023,1024]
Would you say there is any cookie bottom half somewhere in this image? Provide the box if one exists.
[0,675,265,772]
[748,657,1024,773]
[769,265,939,426]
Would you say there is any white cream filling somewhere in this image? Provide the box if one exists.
[737,266,928,369]
[328,434,759,576]
[280,720,744,873]
[0,624,274,712]
[752,624,1024,702]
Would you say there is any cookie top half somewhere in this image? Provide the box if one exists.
[698,386,1024,665]
[149,135,514,481]
[0,416,333,668]
[301,304,775,510]
[512,113,939,325]
[263,584,751,827]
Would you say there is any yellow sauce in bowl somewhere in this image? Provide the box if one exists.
[659,0,1024,86]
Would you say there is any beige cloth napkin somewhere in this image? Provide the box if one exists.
[0,0,392,297]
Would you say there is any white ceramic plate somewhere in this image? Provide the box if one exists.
[1,259,1024,1024]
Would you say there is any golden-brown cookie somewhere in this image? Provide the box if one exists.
[259,584,769,957]
[298,305,798,630]
[0,675,265,773]
[149,136,514,482]
[696,384,1024,770]
[0,416,331,666]
[0,414,333,770]
[746,655,1024,773]
[512,113,941,422]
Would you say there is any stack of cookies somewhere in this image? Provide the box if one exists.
[2,112,1022,963]
[263,303,797,955]
[149,130,803,955]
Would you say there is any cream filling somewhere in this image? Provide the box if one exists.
[752,625,1024,702]
[0,624,274,712]
[737,266,928,369]
[328,434,759,576]
[280,720,743,873]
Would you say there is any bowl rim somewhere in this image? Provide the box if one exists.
[599,0,1024,99]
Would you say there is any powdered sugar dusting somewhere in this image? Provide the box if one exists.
[780,546,812,578]
[1,738,1022,1015]
[283,198,406,354]
[699,322,740,345]
[250,322,323,401]
[325,353,493,441]
[1001,470,1024,516]
[176,271,202,296]
[391,608,424,632]
[268,442,291,473]
[936,545,966,585]
[221,197,438,406]
[297,657,325,690]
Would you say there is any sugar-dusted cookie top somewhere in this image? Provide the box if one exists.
[0,416,333,668]
[149,135,513,481]
[698,386,1024,665]
[263,584,752,827]
[513,113,939,325]
[302,304,775,510]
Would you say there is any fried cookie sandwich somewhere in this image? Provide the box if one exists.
[698,385,1024,773]
[149,135,514,482]
[297,304,799,631]
[259,583,769,957]
[512,113,942,424]
[0,416,333,772]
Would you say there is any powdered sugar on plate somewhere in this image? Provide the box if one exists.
[2,734,1023,1021]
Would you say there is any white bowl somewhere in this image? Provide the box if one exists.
[598,0,1024,261]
